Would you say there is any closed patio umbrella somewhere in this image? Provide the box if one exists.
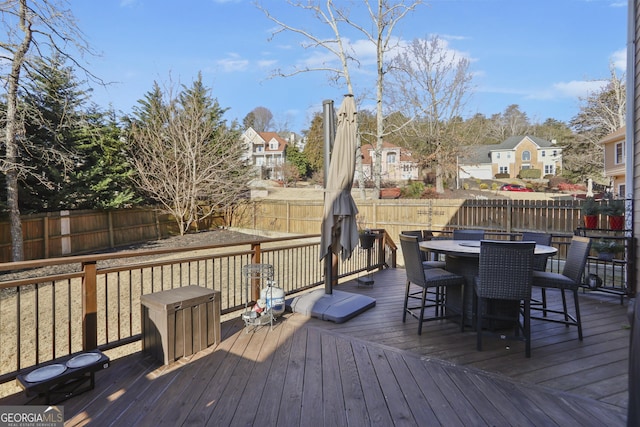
[320,94,359,275]
[289,94,374,322]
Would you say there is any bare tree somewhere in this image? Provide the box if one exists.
[0,0,95,261]
[486,104,533,143]
[567,62,625,181]
[127,76,253,234]
[243,106,274,132]
[257,0,424,199]
[388,36,474,192]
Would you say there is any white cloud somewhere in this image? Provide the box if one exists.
[550,80,608,98]
[612,48,627,71]
[477,79,609,104]
[217,53,249,72]
[258,59,277,69]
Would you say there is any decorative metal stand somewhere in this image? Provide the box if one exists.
[241,263,279,332]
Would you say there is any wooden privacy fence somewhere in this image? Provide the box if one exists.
[242,198,591,239]
[0,209,223,263]
[0,198,622,263]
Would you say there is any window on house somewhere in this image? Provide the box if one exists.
[495,153,500,159]
[541,151,546,157]
[499,166,508,174]
[257,146,263,153]
[387,152,397,163]
[522,151,531,161]
[552,150,557,157]
[544,165,554,175]
[615,142,625,164]
[619,184,626,197]
[270,141,278,150]
[507,153,511,159]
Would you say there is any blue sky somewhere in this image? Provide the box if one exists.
[69,0,627,133]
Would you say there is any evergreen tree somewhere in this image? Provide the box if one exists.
[302,112,324,174]
[284,144,309,178]
[20,53,89,212]
[73,108,141,209]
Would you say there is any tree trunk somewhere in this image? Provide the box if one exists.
[435,143,444,193]
[3,1,31,261]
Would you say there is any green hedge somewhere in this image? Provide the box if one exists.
[518,169,541,179]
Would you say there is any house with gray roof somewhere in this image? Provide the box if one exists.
[458,135,562,180]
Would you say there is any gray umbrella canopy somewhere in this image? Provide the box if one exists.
[320,95,359,262]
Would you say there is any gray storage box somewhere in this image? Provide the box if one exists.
[141,286,221,365]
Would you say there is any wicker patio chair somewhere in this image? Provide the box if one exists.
[521,231,553,272]
[453,229,485,241]
[522,231,553,315]
[401,231,446,269]
[474,240,535,357]
[530,236,591,341]
[399,234,466,335]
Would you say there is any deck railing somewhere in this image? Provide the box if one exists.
[0,232,393,387]
[0,227,632,392]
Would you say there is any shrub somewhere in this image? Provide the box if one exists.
[479,183,488,190]
[401,181,425,199]
[491,183,498,190]
[518,169,541,179]
[601,199,625,216]
[494,173,510,179]
[581,197,600,215]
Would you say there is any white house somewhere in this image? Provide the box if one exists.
[358,141,419,184]
[241,127,288,180]
[458,135,563,180]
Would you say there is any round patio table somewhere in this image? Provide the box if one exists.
[419,240,558,327]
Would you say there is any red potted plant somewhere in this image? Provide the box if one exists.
[581,197,599,229]
[602,200,625,230]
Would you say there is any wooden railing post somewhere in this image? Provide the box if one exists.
[82,261,98,350]
[250,243,261,301]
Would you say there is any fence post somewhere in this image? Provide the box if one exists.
[82,261,98,350]
[43,216,49,259]
[250,243,262,301]
[108,211,115,248]
[287,201,291,233]
[506,199,513,233]
[60,210,71,255]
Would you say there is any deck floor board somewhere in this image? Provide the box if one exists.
[1,267,629,426]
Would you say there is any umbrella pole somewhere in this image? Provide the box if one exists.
[324,252,338,294]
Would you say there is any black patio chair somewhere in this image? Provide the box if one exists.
[474,240,535,357]
[401,231,446,269]
[522,231,553,314]
[521,231,553,272]
[453,229,485,241]
[530,236,591,341]
[399,234,466,335]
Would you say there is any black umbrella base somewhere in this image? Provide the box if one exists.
[286,289,376,324]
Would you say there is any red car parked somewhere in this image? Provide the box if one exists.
[500,184,533,192]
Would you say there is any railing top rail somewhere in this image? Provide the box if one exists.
[0,233,320,273]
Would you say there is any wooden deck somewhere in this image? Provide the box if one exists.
[0,268,629,426]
